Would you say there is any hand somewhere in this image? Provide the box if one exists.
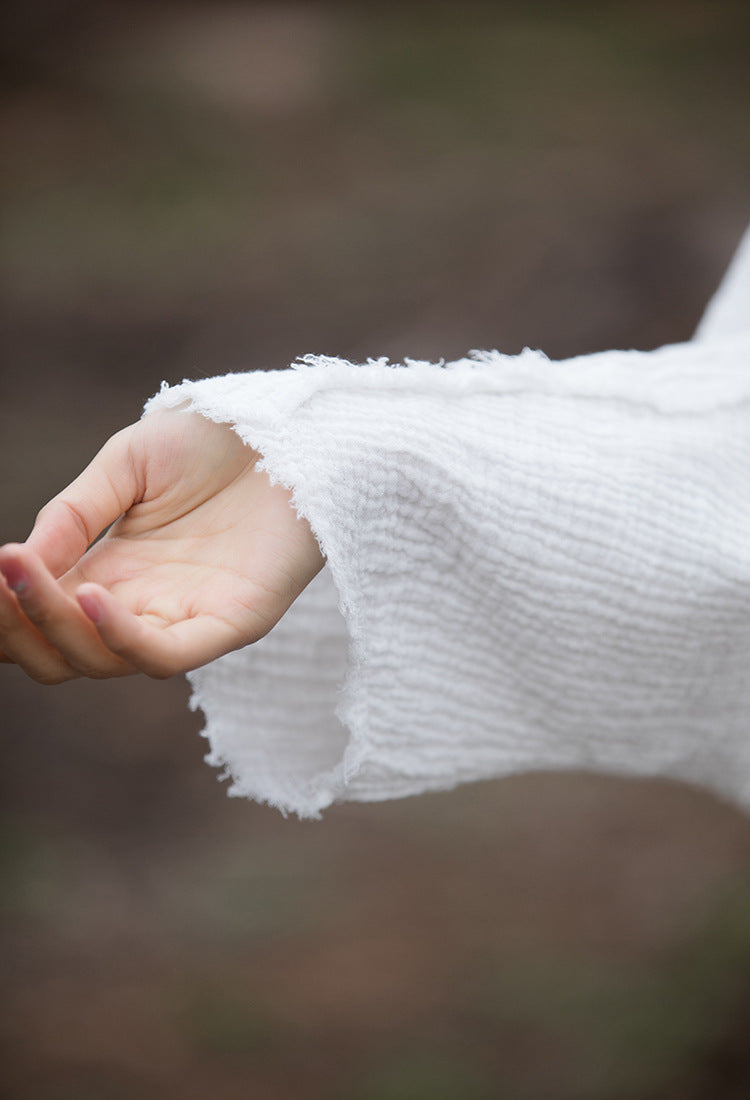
[0,409,324,683]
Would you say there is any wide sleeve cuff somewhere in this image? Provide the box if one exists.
[144,337,750,818]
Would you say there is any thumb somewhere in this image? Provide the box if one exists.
[25,424,141,578]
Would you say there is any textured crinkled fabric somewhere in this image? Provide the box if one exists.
[145,226,750,818]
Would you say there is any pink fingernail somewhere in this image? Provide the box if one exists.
[78,592,103,624]
[0,560,30,595]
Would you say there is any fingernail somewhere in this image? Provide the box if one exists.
[78,592,103,625]
[0,560,30,595]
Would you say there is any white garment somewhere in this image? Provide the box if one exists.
[145,227,750,818]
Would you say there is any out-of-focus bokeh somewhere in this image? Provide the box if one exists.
[1,2,749,1097]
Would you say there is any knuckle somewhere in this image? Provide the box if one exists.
[59,499,92,546]
[37,497,90,546]
[146,664,175,681]
[87,658,131,680]
[0,616,22,646]
[25,604,50,628]
[142,651,181,679]
[34,668,74,686]
[71,661,107,679]
[87,666,115,680]
[67,649,126,680]
[33,501,60,534]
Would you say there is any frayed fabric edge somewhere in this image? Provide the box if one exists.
[147,381,374,820]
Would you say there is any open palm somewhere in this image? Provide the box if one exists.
[0,410,324,683]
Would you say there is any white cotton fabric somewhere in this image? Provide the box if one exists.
[145,226,750,818]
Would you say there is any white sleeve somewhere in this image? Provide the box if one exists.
[144,237,750,820]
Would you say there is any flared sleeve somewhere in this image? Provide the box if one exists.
[144,229,750,818]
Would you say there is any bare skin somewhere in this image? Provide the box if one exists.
[0,410,324,683]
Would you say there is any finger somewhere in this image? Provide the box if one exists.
[24,424,139,578]
[0,560,81,684]
[0,545,134,679]
[77,583,246,679]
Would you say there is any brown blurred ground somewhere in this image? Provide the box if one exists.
[1,2,749,1098]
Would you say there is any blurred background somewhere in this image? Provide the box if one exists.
[1,2,749,1098]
